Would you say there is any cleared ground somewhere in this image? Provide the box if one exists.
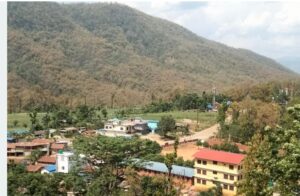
[161,142,200,161]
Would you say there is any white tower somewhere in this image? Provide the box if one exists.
[56,151,74,173]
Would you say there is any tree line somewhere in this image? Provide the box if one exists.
[143,92,229,113]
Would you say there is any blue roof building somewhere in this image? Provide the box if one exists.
[42,164,56,174]
[141,161,194,178]
[147,120,159,134]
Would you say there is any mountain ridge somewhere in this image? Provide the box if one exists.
[7,2,297,111]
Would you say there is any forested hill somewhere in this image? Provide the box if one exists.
[7,2,297,111]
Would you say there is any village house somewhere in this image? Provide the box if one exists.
[41,164,56,174]
[50,143,66,154]
[26,164,44,173]
[102,118,150,134]
[7,138,70,164]
[37,155,56,165]
[193,148,245,195]
[7,140,50,164]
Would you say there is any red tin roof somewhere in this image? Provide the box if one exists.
[193,148,245,165]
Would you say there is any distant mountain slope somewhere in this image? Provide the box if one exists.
[7,2,297,111]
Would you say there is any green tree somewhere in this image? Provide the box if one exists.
[211,142,240,153]
[42,112,51,129]
[101,108,108,119]
[29,149,44,163]
[28,108,38,131]
[13,120,19,127]
[238,104,300,195]
[73,135,162,194]
[157,115,176,138]
[23,122,28,129]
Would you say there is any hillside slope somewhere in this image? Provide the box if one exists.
[7,2,297,111]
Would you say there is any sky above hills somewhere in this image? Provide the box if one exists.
[117,1,300,73]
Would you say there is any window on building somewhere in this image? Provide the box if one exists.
[229,165,234,170]
[213,161,218,165]
[213,171,217,175]
[223,184,228,190]
[230,175,234,180]
[202,170,207,175]
[120,127,123,130]
[126,127,129,130]
[105,126,108,129]
[197,160,201,164]
[238,166,240,170]
[229,185,234,191]
[197,169,201,174]
[197,178,201,184]
[203,160,207,165]
[62,166,65,170]
[202,180,206,185]
[224,174,228,179]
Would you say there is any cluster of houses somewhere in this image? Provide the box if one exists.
[97,117,159,136]
[7,134,245,195]
[7,137,74,174]
[7,116,246,195]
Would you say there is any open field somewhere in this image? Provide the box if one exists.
[7,113,45,131]
[8,110,217,131]
[127,110,217,121]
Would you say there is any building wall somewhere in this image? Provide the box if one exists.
[194,159,243,195]
[56,154,70,173]
[138,170,193,188]
[104,124,131,132]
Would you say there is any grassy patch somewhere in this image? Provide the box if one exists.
[8,110,217,131]
[7,113,45,131]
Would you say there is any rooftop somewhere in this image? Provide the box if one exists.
[51,143,65,150]
[27,164,44,172]
[142,161,194,178]
[193,148,245,165]
[44,164,56,173]
[38,155,56,164]
[31,138,52,144]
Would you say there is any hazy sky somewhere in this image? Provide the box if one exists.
[120,1,300,73]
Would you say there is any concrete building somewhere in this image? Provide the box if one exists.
[56,151,74,173]
[193,148,245,195]
[103,118,150,134]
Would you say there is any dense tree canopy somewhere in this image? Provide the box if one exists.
[238,104,300,195]
[218,97,281,143]
[7,2,295,112]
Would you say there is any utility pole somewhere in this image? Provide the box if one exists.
[212,86,216,109]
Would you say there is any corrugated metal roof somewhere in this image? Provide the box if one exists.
[193,148,245,165]
[142,161,194,178]
[44,164,56,172]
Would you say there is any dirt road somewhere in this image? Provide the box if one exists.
[141,123,219,146]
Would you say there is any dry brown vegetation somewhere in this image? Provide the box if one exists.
[7,2,297,112]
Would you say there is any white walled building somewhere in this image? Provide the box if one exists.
[56,151,74,173]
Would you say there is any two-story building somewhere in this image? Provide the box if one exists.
[193,148,245,195]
